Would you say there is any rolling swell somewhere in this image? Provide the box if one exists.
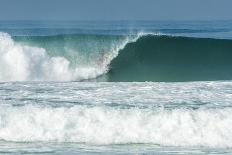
[107,35,232,82]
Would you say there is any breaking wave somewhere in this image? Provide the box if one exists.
[0,104,231,147]
[107,35,232,82]
[1,32,232,82]
[0,32,138,81]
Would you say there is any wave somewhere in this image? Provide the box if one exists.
[106,35,232,82]
[0,32,232,82]
[0,104,231,147]
[0,32,139,81]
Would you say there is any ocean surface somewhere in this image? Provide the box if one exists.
[0,20,232,154]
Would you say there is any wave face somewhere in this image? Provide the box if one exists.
[107,35,232,82]
[1,32,232,82]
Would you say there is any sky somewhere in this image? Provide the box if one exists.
[0,0,231,21]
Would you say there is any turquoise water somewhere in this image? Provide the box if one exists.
[0,21,232,154]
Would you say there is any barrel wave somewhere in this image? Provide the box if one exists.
[1,32,232,82]
[107,35,232,82]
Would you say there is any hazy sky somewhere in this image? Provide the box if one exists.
[0,0,231,20]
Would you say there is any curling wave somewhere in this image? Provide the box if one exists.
[1,32,232,82]
[107,35,232,82]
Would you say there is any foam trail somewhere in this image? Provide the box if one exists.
[0,32,139,81]
[0,104,231,148]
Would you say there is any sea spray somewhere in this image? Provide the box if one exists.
[0,32,139,81]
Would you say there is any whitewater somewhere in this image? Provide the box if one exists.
[0,21,232,154]
[0,32,140,81]
[1,82,232,147]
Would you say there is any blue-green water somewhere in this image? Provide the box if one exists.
[0,21,232,154]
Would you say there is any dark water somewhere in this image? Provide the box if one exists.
[107,35,232,82]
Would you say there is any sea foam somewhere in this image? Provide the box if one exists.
[0,104,231,147]
[0,32,138,81]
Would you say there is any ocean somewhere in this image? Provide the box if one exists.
[0,20,232,154]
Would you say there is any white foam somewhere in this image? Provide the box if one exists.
[0,32,139,82]
[0,104,231,147]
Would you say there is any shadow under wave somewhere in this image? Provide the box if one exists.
[103,35,232,82]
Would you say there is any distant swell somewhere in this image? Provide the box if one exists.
[1,32,232,82]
